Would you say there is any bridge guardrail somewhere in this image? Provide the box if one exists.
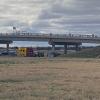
[0,33,99,39]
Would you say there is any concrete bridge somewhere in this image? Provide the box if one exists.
[0,33,100,54]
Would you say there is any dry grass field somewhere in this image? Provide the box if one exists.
[0,57,100,100]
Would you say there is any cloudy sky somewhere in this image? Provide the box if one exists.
[0,0,100,35]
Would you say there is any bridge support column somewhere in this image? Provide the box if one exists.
[6,43,9,54]
[64,45,68,54]
[52,44,55,52]
[75,44,80,51]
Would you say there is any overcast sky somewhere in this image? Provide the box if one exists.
[0,0,100,35]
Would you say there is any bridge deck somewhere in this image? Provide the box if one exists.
[0,33,100,43]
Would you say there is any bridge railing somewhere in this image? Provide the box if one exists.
[0,33,99,39]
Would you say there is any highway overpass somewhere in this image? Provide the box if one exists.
[0,33,100,54]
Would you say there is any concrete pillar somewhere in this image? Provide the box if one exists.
[64,45,67,54]
[52,44,55,52]
[6,43,9,54]
[75,44,79,51]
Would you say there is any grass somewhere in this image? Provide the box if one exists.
[0,57,100,99]
[0,61,17,64]
[62,46,100,58]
